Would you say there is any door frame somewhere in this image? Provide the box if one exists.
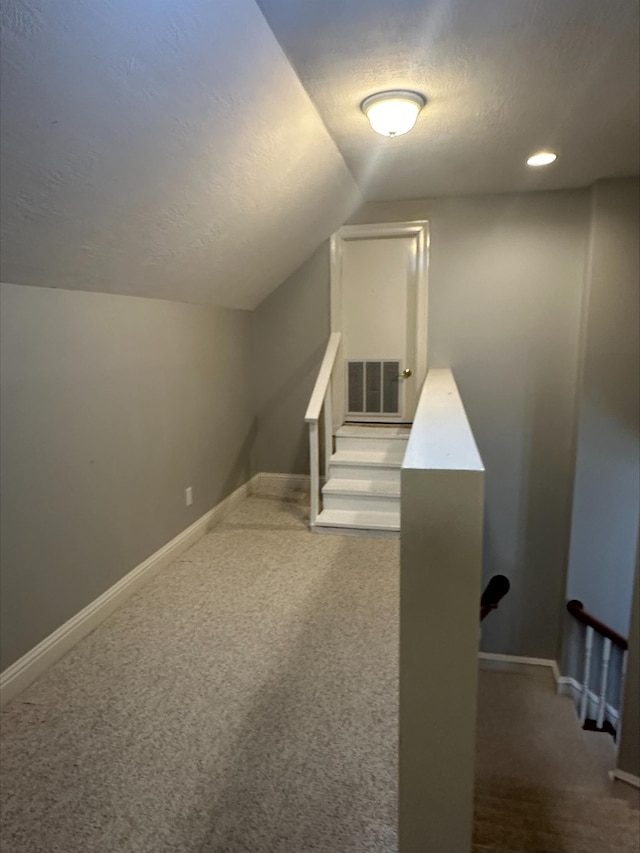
[330,220,430,427]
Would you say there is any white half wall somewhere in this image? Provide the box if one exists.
[400,369,484,853]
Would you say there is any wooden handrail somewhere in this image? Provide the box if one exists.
[567,600,628,650]
[305,332,341,423]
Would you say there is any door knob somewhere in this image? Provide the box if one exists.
[401,368,412,378]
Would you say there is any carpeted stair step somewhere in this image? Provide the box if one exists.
[473,819,639,853]
[476,775,635,804]
[473,805,640,851]
[475,790,635,819]
[473,846,560,853]
[474,798,639,838]
[473,775,640,853]
[474,790,636,823]
[474,846,640,853]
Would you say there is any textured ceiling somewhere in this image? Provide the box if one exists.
[0,0,361,308]
[2,0,638,307]
[256,0,640,200]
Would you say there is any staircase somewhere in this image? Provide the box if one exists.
[314,424,410,533]
[473,665,640,853]
[473,776,640,852]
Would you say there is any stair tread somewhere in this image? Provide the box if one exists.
[315,508,400,530]
[474,802,640,835]
[322,478,401,497]
[473,819,639,851]
[473,778,639,853]
[475,776,637,807]
[330,449,405,466]
[475,790,635,815]
[473,846,636,853]
[336,425,410,439]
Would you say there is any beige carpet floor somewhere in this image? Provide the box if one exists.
[1,491,399,852]
[1,489,637,852]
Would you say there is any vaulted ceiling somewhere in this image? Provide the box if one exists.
[0,0,361,309]
[1,0,638,308]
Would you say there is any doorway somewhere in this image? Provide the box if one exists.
[330,221,429,424]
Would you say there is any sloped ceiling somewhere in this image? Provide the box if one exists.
[2,0,638,308]
[257,0,640,200]
[0,0,361,309]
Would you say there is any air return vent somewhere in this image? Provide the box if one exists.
[347,360,400,416]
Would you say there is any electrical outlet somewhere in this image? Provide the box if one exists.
[185,486,193,506]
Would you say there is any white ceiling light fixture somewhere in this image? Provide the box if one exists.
[361,90,426,137]
[527,150,557,167]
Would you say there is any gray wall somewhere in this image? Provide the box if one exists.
[565,179,640,636]
[559,178,639,723]
[618,548,640,778]
[353,192,591,659]
[252,189,591,658]
[250,242,330,475]
[0,283,254,670]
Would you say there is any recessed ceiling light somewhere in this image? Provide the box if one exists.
[527,151,557,167]
[361,90,426,137]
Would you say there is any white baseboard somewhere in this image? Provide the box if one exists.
[556,675,620,728]
[478,652,561,683]
[609,769,640,789]
[0,475,259,708]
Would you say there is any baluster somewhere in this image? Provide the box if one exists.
[309,421,319,527]
[596,637,612,729]
[580,625,594,724]
[324,378,333,481]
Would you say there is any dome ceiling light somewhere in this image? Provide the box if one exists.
[527,150,557,167]
[361,90,426,138]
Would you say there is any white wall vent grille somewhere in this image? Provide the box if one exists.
[347,360,400,416]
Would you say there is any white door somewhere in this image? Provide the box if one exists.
[331,221,429,423]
